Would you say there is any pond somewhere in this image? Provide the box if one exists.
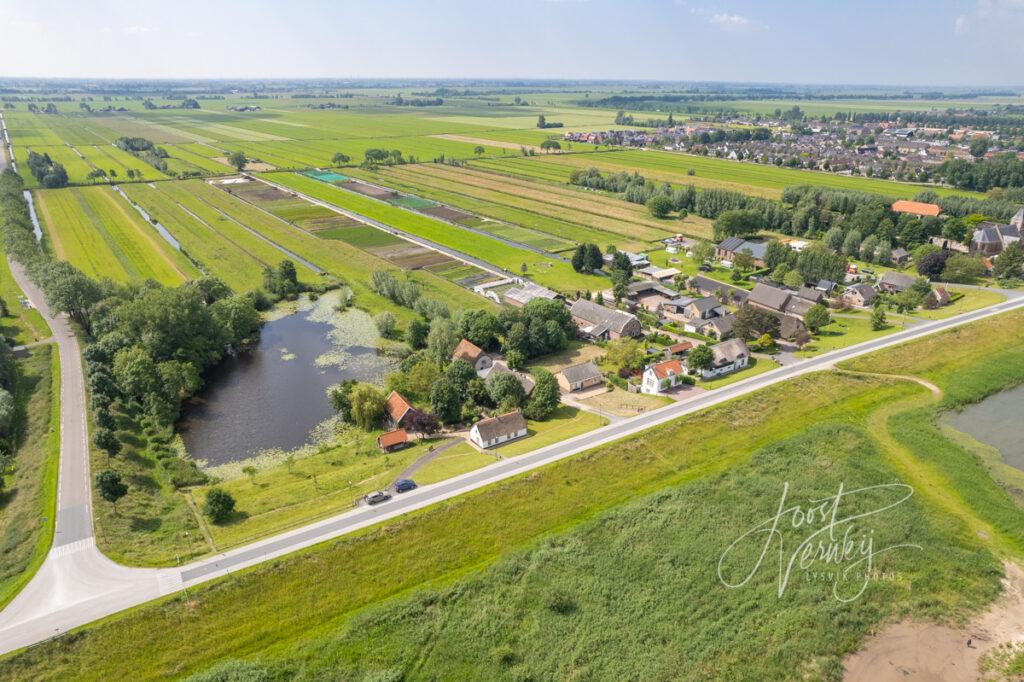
[177,292,395,466]
[944,383,1024,472]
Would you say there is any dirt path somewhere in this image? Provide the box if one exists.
[845,562,1024,681]
[835,368,942,397]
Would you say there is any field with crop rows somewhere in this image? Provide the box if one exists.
[263,172,606,292]
[472,149,984,200]
[34,186,198,285]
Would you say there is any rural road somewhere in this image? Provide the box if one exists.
[0,256,1022,654]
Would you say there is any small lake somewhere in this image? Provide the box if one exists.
[177,293,395,466]
[944,383,1024,472]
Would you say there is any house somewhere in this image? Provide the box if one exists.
[716,237,768,267]
[816,279,837,294]
[452,338,492,373]
[641,359,687,394]
[480,361,535,395]
[556,362,604,393]
[689,338,750,379]
[689,275,749,305]
[747,282,793,314]
[924,286,951,309]
[694,313,736,340]
[637,266,681,282]
[970,222,1020,257]
[504,282,559,308]
[660,296,695,317]
[681,296,727,333]
[469,410,528,449]
[570,299,642,339]
[877,271,916,294]
[891,200,940,217]
[890,247,911,264]
[796,286,825,304]
[385,391,416,428]
[843,283,877,307]
[376,429,409,453]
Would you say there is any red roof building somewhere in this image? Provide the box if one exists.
[891,200,940,217]
[385,391,415,427]
[377,428,409,452]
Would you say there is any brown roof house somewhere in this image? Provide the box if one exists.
[570,299,642,340]
[377,428,409,452]
[556,362,604,393]
[843,283,877,308]
[385,391,416,429]
[469,410,528,449]
[452,338,493,374]
[923,286,951,309]
[688,339,750,380]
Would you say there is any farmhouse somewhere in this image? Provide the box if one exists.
[691,338,750,379]
[570,299,642,340]
[376,429,409,453]
[469,410,528,449]
[716,237,768,267]
[693,313,736,340]
[843,283,877,307]
[891,200,940,217]
[385,391,416,429]
[641,359,687,395]
[689,275,749,305]
[747,282,816,320]
[452,338,492,373]
[877,271,916,294]
[556,362,604,392]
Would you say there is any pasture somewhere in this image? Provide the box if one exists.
[34,186,197,285]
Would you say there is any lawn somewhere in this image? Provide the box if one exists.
[912,286,1006,320]
[0,244,50,346]
[262,172,605,293]
[413,446,497,486]
[698,355,779,388]
[577,386,672,417]
[795,314,901,357]
[0,347,59,610]
[34,186,198,286]
[525,341,605,374]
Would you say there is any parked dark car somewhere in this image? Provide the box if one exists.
[394,479,418,493]
[698,264,712,272]
[365,491,391,506]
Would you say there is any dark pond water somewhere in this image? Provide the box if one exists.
[177,298,392,466]
[944,383,1024,472]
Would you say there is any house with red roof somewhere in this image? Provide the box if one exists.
[384,391,416,429]
[640,359,687,395]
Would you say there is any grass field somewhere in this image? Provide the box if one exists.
[262,172,606,292]
[4,309,1024,678]
[0,348,59,610]
[34,186,198,285]
[472,149,984,200]
[795,315,902,357]
[0,244,50,346]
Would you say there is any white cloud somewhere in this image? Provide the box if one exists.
[954,14,969,33]
[706,12,765,31]
[122,25,157,35]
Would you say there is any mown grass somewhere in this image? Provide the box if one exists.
[0,371,916,679]
[262,172,605,293]
[699,355,779,388]
[0,241,50,346]
[0,347,59,609]
[795,315,901,357]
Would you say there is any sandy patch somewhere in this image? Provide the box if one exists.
[212,157,276,172]
[844,562,1024,681]
[430,134,551,154]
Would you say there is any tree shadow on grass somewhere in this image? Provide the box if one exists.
[130,516,162,533]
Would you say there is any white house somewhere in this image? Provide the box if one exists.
[690,338,750,379]
[469,410,528,449]
[452,338,492,374]
[641,359,687,395]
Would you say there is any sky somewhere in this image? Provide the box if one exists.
[2,0,1023,86]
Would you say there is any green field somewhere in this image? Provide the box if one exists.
[0,348,59,610]
[7,307,1024,678]
[34,186,198,285]
[263,172,606,292]
[472,149,985,201]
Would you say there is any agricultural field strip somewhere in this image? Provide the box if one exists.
[120,184,268,291]
[264,172,604,291]
[34,189,131,281]
[152,183,319,284]
[192,180,494,314]
[406,163,682,235]
[380,165,675,244]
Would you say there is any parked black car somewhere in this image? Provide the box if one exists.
[365,491,392,506]
[394,479,418,493]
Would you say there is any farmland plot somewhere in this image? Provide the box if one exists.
[35,186,197,285]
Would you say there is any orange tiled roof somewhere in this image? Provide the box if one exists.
[377,428,408,448]
[385,391,413,422]
[891,200,940,217]
[452,338,484,363]
[651,359,684,380]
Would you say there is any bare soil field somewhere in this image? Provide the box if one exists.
[844,562,1024,681]
[212,157,277,172]
[429,133,548,153]
[344,180,396,200]
[420,204,475,222]
[374,244,455,270]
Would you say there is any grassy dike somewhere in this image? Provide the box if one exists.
[4,313,1024,679]
[0,347,59,609]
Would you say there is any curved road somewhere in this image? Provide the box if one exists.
[0,258,1022,654]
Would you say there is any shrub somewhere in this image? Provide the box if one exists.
[203,487,236,524]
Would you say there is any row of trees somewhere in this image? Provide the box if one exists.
[115,136,170,173]
[935,154,1024,192]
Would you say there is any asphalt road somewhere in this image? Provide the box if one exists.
[0,263,1021,654]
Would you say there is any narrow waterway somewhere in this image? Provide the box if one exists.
[22,190,42,242]
[944,383,1024,472]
